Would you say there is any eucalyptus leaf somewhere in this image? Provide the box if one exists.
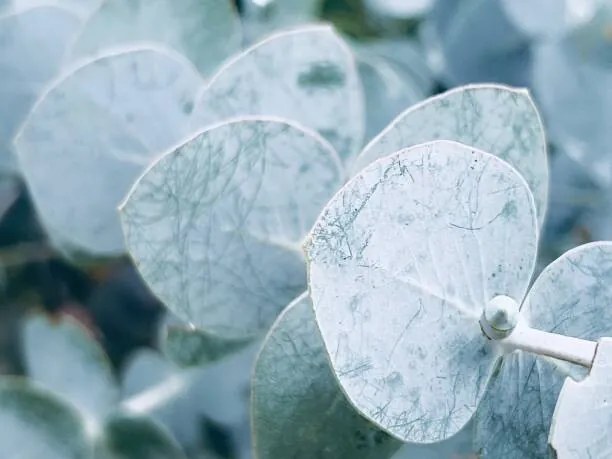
[549,337,612,458]
[0,5,80,173]
[96,414,185,459]
[305,140,538,443]
[354,84,548,225]
[121,118,343,339]
[162,322,250,368]
[193,25,364,163]
[474,241,612,458]
[364,0,432,19]
[252,292,401,458]
[242,0,322,42]
[9,0,103,18]
[71,0,242,77]
[15,47,203,256]
[0,378,92,459]
[22,313,119,423]
[499,0,579,38]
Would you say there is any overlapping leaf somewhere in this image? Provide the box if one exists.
[252,292,401,458]
[306,140,538,443]
[355,84,548,224]
[549,338,612,458]
[121,118,343,339]
[15,47,203,256]
[23,313,118,423]
[193,25,364,163]
[71,0,242,77]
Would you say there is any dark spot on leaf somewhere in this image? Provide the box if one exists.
[298,61,346,89]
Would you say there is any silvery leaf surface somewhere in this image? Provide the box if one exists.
[475,242,612,458]
[121,118,343,339]
[71,0,241,77]
[23,313,118,424]
[354,84,548,225]
[549,337,612,458]
[252,292,401,458]
[193,25,364,164]
[305,140,538,443]
[15,47,203,257]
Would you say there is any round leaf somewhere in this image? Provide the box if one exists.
[242,0,322,42]
[0,6,80,173]
[71,0,242,77]
[549,338,612,458]
[252,292,401,458]
[121,118,343,339]
[23,313,118,423]
[475,241,612,458]
[0,378,92,459]
[355,84,548,225]
[305,140,538,443]
[193,25,364,164]
[15,47,203,256]
[96,414,185,459]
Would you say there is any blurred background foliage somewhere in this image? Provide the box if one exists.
[0,0,610,457]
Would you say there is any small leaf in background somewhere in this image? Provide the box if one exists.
[241,0,323,42]
[121,118,343,339]
[95,414,186,459]
[355,84,548,225]
[252,292,401,459]
[549,337,612,458]
[305,140,538,443]
[354,39,433,141]
[0,6,80,173]
[22,313,119,423]
[193,25,364,164]
[71,0,242,77]
[8,0,103,19]
[475,242,612,458]
[162,321,251,368]
[14,47,203,257]
[363,0,432,20]
[0,377,92,459]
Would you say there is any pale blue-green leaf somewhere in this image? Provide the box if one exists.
[0,377,92,458]
[354,84,548,226]
[252,292,401,458]
[354,39,432,142]
[532,7,612,186]
[8,0,102,19]
[391,421,476,458]
[305,140,538,443]
[0,6,79,173]
[15,47,203,257]
[364,0,432,19]
[241,0,322,42]
[193,25,364,163]
[23,313,118,423]
[120,118,343,339]
[422,0,532,87]
[162,320,250,368]
[71,0,241,77]
[475,242,612,458]
[499,0,578,38]
[549,338,612,458]
[95,414,185,459]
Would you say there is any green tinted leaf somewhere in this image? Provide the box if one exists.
[242,0,322,42]
[305,140,538,443]
[15,47,203,256]
[121,118,343,339]
[162,323,250,368]
[23,313,118,423]
[0,6,80,173]
[252,293,401,458]
[475,242,612,458]
[193,25,364,163]
[72,0,241,76]
[96,414,185,459]
[0,378,92,459]
[550,337,612,458]
[355,84,548,225]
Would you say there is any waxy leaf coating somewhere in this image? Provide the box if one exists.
[306,140,538,443]
[252,293,401,458]
[121,118,343,338]
[193,25,364,163]
[355,84,548,225]
[15,47,203,256]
